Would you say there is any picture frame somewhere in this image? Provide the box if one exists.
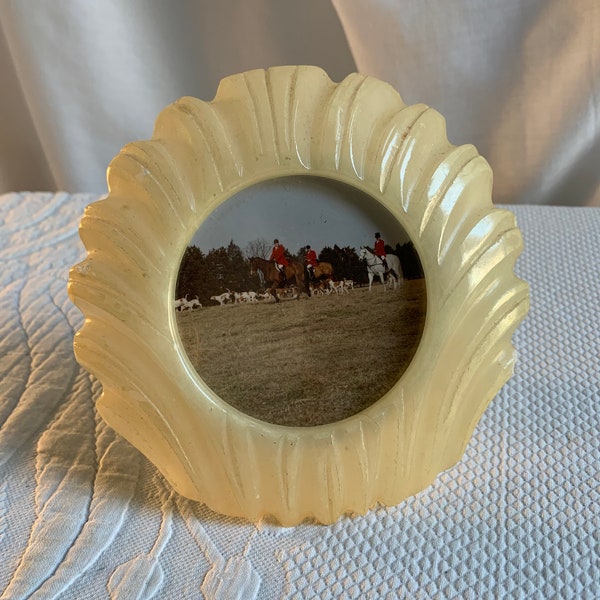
[68,66,529,525]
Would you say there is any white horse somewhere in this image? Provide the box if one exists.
[359,247,402,291]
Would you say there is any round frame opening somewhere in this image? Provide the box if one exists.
[174,175,427,426]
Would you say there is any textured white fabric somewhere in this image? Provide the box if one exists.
[0,192,599,598]
[1,2,599,206]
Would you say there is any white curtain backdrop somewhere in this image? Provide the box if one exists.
[1,0,598,206]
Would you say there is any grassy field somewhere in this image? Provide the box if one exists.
[176,279,426,427]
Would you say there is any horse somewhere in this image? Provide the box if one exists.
[307,261,334,282]
[249,256,308,302]
[358,247,403,291]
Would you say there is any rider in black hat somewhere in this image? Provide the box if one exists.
[270,238,288,285]
[374,232,388,270]
[304,244,318,281]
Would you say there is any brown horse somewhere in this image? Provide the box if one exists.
[249,257,309,302]
[310,261,334,281]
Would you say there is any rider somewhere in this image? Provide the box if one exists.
[374,232,388,270]
[270,238,288,285]
[304,244,318,281]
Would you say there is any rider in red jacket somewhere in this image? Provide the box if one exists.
[374,232,388,270]
[270,239,288,284]
[304,244,318,280]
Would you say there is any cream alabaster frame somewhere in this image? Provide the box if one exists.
[68,66,529,525]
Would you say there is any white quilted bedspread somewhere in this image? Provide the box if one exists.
[0,193,598,599]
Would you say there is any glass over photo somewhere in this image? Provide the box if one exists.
[174,176,427,426]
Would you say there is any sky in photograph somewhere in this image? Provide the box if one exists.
[189,176,412,256]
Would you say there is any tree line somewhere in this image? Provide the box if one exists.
[175,238,424,304]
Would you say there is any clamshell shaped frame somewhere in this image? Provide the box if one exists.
[68,66,529,525]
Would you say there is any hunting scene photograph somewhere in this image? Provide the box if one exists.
[174,177,427,427]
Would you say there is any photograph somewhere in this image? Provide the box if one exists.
[174,176,427,426]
